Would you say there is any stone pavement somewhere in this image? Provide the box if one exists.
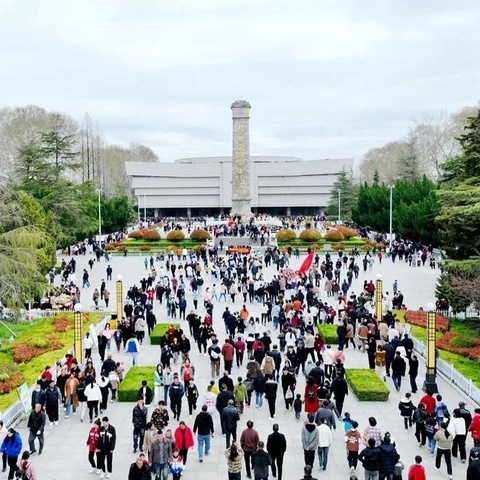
[12,250,475,480]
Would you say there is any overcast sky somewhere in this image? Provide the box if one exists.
[1,0,479,163]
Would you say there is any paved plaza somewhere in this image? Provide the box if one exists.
[12,248,475,480]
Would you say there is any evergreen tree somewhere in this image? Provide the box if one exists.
[326,168,358,221]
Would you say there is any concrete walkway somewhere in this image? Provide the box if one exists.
[12,250,474,480]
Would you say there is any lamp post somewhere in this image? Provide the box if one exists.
[144,193,147,224]
[97,189,102,243]
[115,275,123,329]
[73,303,84,364]
[375,274,383,321]
[388,185,394,249]
[137,195,140,224]
[338,189,341,224]
[423,303,438,393]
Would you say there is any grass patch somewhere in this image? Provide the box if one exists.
[318,324,337,345]
[150,323,179,345]
[438,350,480,386]
[118,366,156,402]
[346,369,390,401]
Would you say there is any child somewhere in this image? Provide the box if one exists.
[170,448,184,479]
[343,412,356,432]
[293,393,303,420]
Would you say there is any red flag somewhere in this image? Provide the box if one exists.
[298,250,314,275]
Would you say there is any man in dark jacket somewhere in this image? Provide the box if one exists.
[298,465,319,480]
[267,423,287,480]
[168,376,185,421]
[193,405,214,461]
[222,399,240,447]
[98,416,117,477]
[216,384,235,435]
[331,374,348,416]
[132,397,148,454]
[358,437,381,479]
[251,441,272,480]
[240,420,260,479]
[128,454,151,480]
[379,434,400,479]
[27,403,46,455]
[218,372,234,392]
[391,351,406,392]
[45,380,61,425]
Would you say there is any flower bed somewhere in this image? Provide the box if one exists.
[0,365,24,394]
[150,323,180,345]
[118,366,156,402]
[404,310,449,332]
[345,369,390,401]
[436,332,480,361]
[12,334,63,363]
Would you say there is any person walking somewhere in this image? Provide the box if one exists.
[193,405,214,462]
[407,455,426,480]
[128,454,151,480]
[301,415,319,468]
[169,376,185,421]
[222,400,240,448]
[317,418,333,471]
[266,423,286,480]
[151,431,172,480]
[408,355,419,393]
[0,428,22,480]
[86,418,101,474]
[15,450,36,480]
[225,442,243,480]
[251,441,272,480]
[450,408,467,463]
[85,378,102,423]
[174,421,194,466]
[331,373,348,416]
[299,465,319,480]
[264,375,278,420]
[345,420,361,473]
[217,385,235,436]
[27,404,45,456]
[132,397,148,454]
[358,438,381,480]
[208,340,221,378]
[433,421,453,479]
[398,392,415,430]
[379,433,400,480]
[240,420,260,479]
[97,417,116,479]
[126,336,141,366]
[391,351,406,392]
[44,379,61,426]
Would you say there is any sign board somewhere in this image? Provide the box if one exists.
[17,383,31,418]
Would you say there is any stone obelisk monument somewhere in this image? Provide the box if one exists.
[231,100,252,218]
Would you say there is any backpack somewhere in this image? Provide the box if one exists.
[15,461,28,480]
[197,278,204,286]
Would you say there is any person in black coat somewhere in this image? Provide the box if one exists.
[408,355,419,393]
[128,454,151,480]
[391,351,406,392]
[30,384,46,410]
[218,372,234,392]
[331,374,348,415]
[379,434,400,479]
[216,385,234,435]
[267,423,287,480]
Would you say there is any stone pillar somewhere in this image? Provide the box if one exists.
[187,207,192,218]
[231,100,251,218]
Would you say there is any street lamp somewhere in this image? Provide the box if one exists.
[423,303,438,393]
[375,274,383,321]
[73,303,84,364]
[388,185,394,249]
[338,189,341,224]
[115,275,123,329]
[144,193,147,224]
[97,189,102,243]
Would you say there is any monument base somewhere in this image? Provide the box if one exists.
[231,199,251,220]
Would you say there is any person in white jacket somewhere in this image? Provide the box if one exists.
[85,379,102,423]
[317,418,333,471]
[450,408,467,463]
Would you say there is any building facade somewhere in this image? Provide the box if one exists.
[125,155,354,217]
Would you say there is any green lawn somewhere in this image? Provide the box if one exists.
[150,323,179,345]
[318,324,338,344]
[118,366,156,402]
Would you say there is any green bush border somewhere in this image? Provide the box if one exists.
[150,323,179,345]
[318,324,337,345]
[117,366,156,402]
[345,369,390,402]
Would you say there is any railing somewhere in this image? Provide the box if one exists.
[411,336,480,405]
[1,314,111,428]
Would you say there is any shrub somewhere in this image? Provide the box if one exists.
[346,369,390,401]
[116,245,126,252]
[117,366,156,402]
[276,229,297,241]
[324,229,345,242]
[336,226,358,239]
[53,316,70,333]
[142,229,161,241]
[449,336,478,348]
[299,229,321,242]
[12,334,63,363]
[166,230,185,242]
[332,243,346,251]
[0,365,24,394]
[190,229,211,241]
[140,245,151,252]
[128,230,144,239]
[105,243,116,251]
[318,325,338,345]
[150,323,179,345]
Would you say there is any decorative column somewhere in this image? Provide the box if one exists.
[115,275,123,329]
[375,274,383,321]
[73,303,84,364]
[231,100,252,219]
[423,303,438,393]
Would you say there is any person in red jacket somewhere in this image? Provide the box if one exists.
[419,390,436,415]
[86,418,101,474]
[408,455,426,480]
[468,408,480,443]
[174,421,194,466]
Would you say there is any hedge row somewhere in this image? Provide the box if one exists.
[345,369,390,402]
[118,366,156,402]
[318,324,338,345]
[150,323,180,345]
